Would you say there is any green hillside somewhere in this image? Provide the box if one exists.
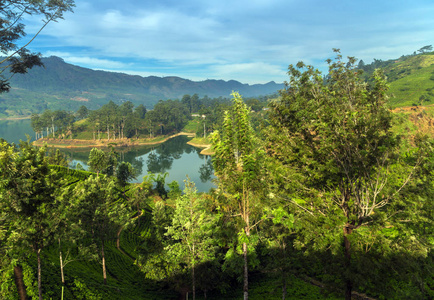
[387,54,434,107]
[360,52,434,108]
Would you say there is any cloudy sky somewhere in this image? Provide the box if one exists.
[25,0,434,84]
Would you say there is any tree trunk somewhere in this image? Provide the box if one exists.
[59,238,65,285]
[51,119,55,138]
[14,265,28,300]
[59,242,65,300]
[343,224,352,300]
[117,227,122,251]
[60,251,65,284]
[281,241,287,300]
[243,185,250,300]
[243,241,248,300]
[102,241,107,285]
[37,248,42,300]
[192,243,196,300]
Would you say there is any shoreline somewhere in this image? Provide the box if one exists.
[32,132,216,154]
[186,140,214,155]
[0,116,32,121]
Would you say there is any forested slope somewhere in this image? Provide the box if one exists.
[0,56,283,118]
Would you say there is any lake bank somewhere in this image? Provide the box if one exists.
[0,116,32,121]
[61,134,216,192]
[33,132,214,154]
[186,139,214,155]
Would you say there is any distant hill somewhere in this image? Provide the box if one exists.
[0,56,283,117]
[359,52,434,108]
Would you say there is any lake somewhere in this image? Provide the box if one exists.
[0,119,35,144]
[0,119,216,192]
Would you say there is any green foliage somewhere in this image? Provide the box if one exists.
[164,179,220,294]
[21,262,38,299]
[88,147,118,176]
[0,140,69,298]
[267,49,432,299]
[211,92,269,298]
[116,161,136,188]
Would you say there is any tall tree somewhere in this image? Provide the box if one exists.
[0,141,63,300]
[267,49,425,299]
[417,45,433,53]
[88,147,118,176]
[182,94,192,113]
[31,113,44,139]
[116,161,136,192]
[69,175,131,285]
[99,101,118,140]
[165,179,219,300]
[211,92,266,300]
[76,105,89,120]
[118,101,134,139]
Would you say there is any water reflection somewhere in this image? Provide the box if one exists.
[61,135,215,193]
[199,157,214,183]
[0,120,215,192]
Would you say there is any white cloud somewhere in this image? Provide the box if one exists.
[21,0,434,84]
[210,62,287,84]
[44,51,129,69]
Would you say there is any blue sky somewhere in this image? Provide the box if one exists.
[24,0,434,84]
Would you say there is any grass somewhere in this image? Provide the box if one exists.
[188,136,212,146]
[386,55,434,108]
[391,105,434,140]
[182,119,200,133]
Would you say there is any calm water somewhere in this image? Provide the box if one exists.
[0,119,34,144]
[0,119,215,192]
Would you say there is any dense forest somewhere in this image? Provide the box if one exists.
[1,51,433,300]
[29,93,269,142]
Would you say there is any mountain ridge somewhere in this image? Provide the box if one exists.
[0,56,283,117]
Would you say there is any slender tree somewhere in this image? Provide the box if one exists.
[211,92,266,300]
[165,179,219,300]
[69,175,131,285]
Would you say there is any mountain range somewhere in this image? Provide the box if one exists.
[2,51,434,118]
[0,56,283,117]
